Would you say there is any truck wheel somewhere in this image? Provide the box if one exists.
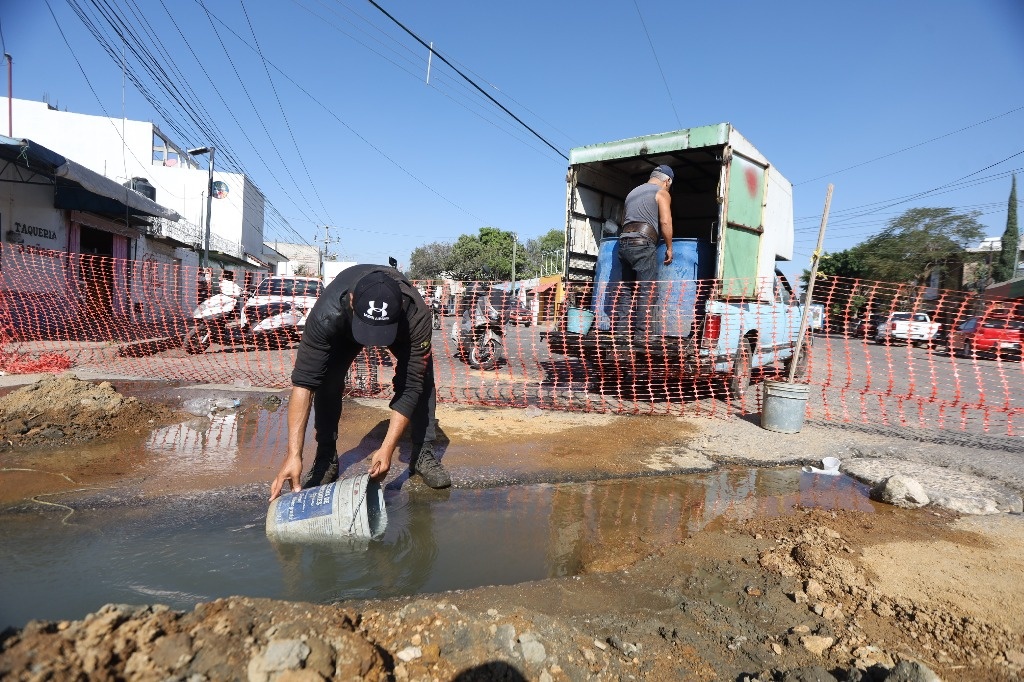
[184,321,211,354]
[729,341,752,399]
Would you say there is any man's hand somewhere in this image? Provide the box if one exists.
[664,248,673,265]
[368,446,394,481]
[270,453,303,501]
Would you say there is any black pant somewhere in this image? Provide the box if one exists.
[616,238,660,335]
[313,347,438,457]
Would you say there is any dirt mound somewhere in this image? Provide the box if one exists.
[0,374,175,449]
[751,509,1024,678]
[0,598,387,681]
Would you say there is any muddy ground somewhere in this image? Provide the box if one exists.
[1,377,1023,681]
[0,373,179,451]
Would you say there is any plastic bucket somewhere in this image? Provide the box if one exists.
[266,473,387,543]
[565,307,595,335]
[760,380,811,434]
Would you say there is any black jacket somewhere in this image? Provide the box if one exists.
[291,265,433,419]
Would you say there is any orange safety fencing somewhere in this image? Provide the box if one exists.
[0,245,1021,437]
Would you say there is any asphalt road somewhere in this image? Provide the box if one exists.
[30,318,1022,438]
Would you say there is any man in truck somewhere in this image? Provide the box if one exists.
[616,165,674,342]
[269,265,452,501]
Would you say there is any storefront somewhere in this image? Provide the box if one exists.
[0,136,181,336]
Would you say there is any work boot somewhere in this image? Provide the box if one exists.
[410,444,451,489]
[301,448,338,489]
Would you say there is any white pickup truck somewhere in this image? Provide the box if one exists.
[874,312,940,346]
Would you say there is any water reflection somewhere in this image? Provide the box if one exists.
[0,467,873,629]
[145,408,284,475]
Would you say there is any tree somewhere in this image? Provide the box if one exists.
[407,227,564,281]
[992,174,1019,283]
[408,241,455,280]
[855,207,984,286]
[517,228,563,279]
[801,248,868,329]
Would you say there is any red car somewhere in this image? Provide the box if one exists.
[507,305,534,327]
[950,315,1023,359]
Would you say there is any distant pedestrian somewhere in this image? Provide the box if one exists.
[616,165,674,342]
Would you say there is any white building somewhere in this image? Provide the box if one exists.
[0,97,284,274]
[0,136,187,333]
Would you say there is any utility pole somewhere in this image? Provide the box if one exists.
[5,54,12,137]
[317,225,342,276]
[510,233,518,302]
[187,146,215,269]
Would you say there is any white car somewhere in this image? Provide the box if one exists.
[241,276,323,338]
[874,311,940,346]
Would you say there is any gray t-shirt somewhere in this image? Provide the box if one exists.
[623,183,661,235]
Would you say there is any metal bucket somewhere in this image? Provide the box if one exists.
[760,380,811,433]
[565,307,595,335]
[266,473,387,543]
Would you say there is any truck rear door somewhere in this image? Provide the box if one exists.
[719,152,767,298]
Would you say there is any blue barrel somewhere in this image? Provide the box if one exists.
[593,237,714,336]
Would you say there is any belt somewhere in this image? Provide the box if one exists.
[620,221,659,242]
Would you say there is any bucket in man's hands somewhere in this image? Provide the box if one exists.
[565,307,595,335]
[266,473,387,543]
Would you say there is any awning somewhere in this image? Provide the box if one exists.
[245,252,269,268]
[0,136,181,222]
[532,281,558,293]
[54,159,180,221]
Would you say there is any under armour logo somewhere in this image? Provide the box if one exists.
[364,300,390,321]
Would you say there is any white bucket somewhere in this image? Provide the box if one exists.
[266,473,387,543]
[801,457,842,476]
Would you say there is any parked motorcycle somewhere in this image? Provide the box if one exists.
[450,290,506,370]
[183,292,305,354]
[431,299,443,330]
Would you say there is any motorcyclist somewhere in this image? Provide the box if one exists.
[219,270,242,298]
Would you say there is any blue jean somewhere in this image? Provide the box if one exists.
[616,239,659,336]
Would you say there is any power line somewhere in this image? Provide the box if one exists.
[292,0,567,163]
[632,0,680,129]
[187,0,494,228]
[795,106,1024,186]
[104,0,316,244]
[194,0,331,228]
[61,0,315,249]
[363,0,568,161]
[239,0,333,226]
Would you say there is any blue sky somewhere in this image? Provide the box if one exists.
[3,0,1023,281]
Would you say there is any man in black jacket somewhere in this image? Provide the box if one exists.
[269,264,451,500]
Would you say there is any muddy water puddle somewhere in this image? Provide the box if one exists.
[0,464,872,629]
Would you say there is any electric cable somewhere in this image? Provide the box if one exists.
[796,106,1024,186]
[239,0,333,223]
[363,0,568,161]
[632,0,681,128]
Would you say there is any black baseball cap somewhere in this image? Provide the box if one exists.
[351,271,402,347]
